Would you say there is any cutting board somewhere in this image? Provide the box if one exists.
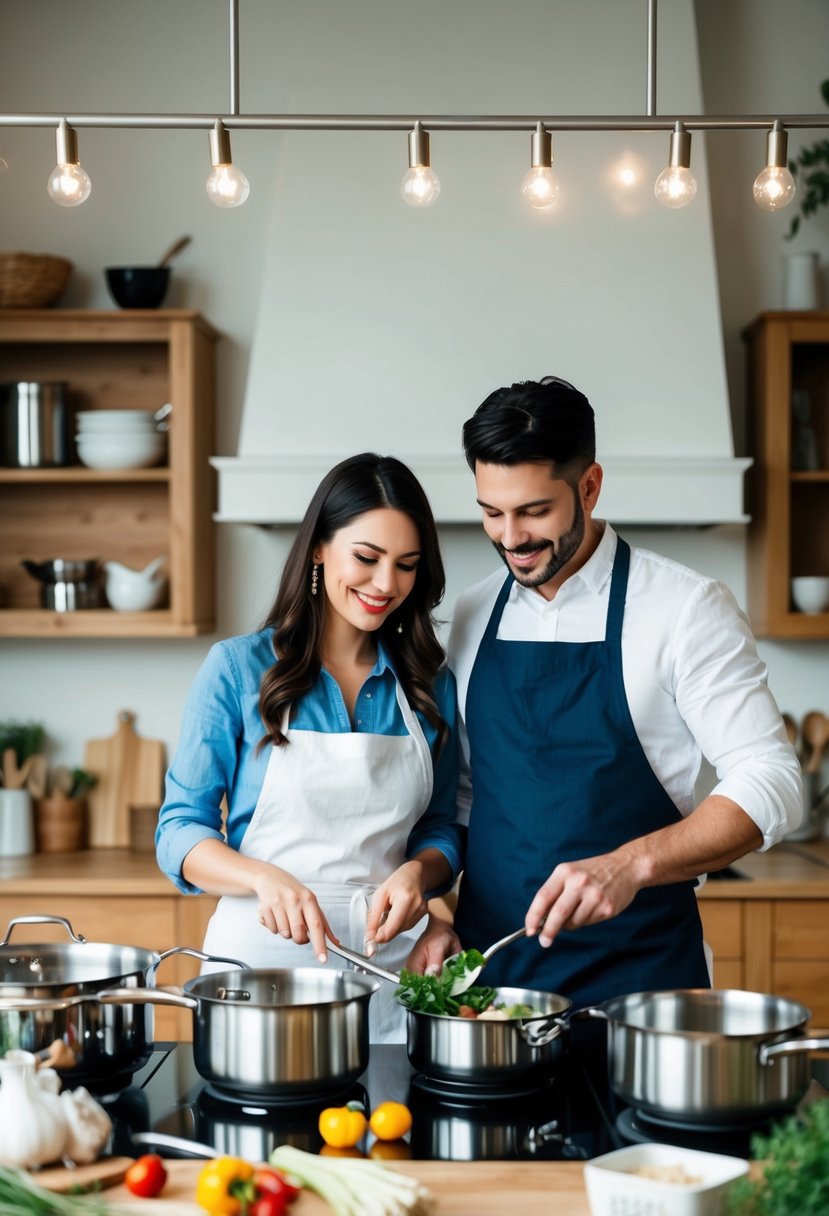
[36,1156,134,1192]
[97,1158,594,1213]
[83,711,166,848]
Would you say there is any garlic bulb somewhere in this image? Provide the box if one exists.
[60,1087,112,1164]
[0,1050,69,1168]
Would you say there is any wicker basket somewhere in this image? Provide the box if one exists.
[0,252,73,308]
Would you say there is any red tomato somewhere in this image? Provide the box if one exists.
[252,1167,300,1204]
[124,1153,168,1198]
[249,1195,287,1216]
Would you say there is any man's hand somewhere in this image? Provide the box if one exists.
[404,914,462,975]
[526,852,639,947]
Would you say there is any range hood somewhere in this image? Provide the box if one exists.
[212,454,750,527]
[212,0,749,530]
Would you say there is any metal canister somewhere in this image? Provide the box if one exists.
[0,381,73,467]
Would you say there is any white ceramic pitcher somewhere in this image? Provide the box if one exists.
[104,555,167,611]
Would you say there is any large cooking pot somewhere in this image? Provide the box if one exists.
[0,915,235,1087]
[580,987,829,1124]
[98,968,379,1099]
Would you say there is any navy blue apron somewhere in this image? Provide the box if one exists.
[454,537,710,1006]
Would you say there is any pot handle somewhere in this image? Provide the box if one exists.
[760,1036,829,1065]
[0,992,91,1011]
[97,985,199,1010]
[146,946,248,983]
[568,1005,608,1021]
[518,1013,570,1048]
[0,914,86,947]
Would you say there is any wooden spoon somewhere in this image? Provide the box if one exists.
[781,712,798,749]
[157,234,192,267]
[2,748,32,790]
[801,710,829,774]
[26,754,47,799]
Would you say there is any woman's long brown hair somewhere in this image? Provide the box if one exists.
[258,453,448,752]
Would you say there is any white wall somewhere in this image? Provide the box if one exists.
[1,0,828,774]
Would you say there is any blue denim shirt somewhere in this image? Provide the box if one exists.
[156,629,462,894]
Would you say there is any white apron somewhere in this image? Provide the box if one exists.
[202,679,433,1042]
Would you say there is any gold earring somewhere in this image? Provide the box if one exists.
[311,564,319,596]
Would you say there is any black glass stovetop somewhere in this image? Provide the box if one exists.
[92,1037,829,1165]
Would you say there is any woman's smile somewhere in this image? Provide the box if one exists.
[353,589,394,614]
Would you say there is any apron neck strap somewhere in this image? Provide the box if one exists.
[605,536,631,645]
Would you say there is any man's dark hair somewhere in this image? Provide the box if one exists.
[462,376,596,480]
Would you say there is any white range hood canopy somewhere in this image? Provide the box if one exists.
[212,454,751,527]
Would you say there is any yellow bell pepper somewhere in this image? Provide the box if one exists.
[318,1100,368,1148]
[195,1156,255,1215]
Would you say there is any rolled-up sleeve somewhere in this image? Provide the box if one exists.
[156,642,243,893]
[405,667,465,888]
[671,581,803,849]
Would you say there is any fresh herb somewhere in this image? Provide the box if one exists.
[395,950,497,1017]
[0,1166,116,1214]
[0,721,45,767]
[725,1099,829,1215]
[68,768,97,798]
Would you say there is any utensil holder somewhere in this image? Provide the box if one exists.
[0,789,35,856]
[33,796,87,853]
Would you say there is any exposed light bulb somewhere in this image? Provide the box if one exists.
[47,121,91,207]
[402,123,440,207]
[206,163,250,208]
[654,165,697,208]
[521,124,558,209]
[206,119,250,208]
[401,165,441,207]
[655,122,696,209]
[753,123,796,211]
[521,166,559,208]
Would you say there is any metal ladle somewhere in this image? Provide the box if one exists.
[327,926,528,997]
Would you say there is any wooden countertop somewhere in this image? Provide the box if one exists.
[2,841,829,899]
[91,1159,595,1214]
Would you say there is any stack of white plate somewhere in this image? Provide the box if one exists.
[75,409,166,470]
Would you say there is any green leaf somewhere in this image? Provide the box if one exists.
[821,78,829,108]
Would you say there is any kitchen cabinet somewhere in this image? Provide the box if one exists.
[744,311,829,637]
[0,310,218,637]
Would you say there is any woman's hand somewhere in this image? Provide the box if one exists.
[254,865,337,962]
[364,861,428,953]
[404,913,461,975]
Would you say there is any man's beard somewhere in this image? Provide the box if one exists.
[494,494,585,589]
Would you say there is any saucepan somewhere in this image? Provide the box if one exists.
[578,987,829,1123]
[97,967,379,1099]
[327,939,571,1085]
[0,914,237,1087]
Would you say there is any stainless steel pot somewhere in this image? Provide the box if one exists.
[0,915,231,1087]
[0,381,73,467]
[405,985,571,1085]
[581,988,829,1123]
[99,968,379,1099]
[20,559,102,611]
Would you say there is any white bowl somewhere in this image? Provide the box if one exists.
[105,575,168,611]
[76,409,157,424]
[584,1143,749,1216]
[791,576,829,614]
[76,432,165,470]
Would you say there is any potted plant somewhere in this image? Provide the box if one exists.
[786,78,829,239]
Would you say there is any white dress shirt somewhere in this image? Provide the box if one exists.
[448,522,802,850]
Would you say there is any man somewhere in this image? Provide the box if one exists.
[415,376,802,1005]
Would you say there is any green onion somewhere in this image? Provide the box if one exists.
[270,1144,434,1216]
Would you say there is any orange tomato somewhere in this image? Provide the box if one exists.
[368,1100,413,1141]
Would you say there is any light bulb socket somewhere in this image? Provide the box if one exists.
[209,118,233,167]
[56,119,79,167]
[408,121,431,169]
[766,120,789,169]
[530,121,553,168]
[668,121,692,169]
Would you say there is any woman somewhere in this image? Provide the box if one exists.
[156,453,461,1041]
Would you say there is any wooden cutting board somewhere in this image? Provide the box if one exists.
[83,711,166,848]
[36,1156,134,1192]
[97,1158,593,1213]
